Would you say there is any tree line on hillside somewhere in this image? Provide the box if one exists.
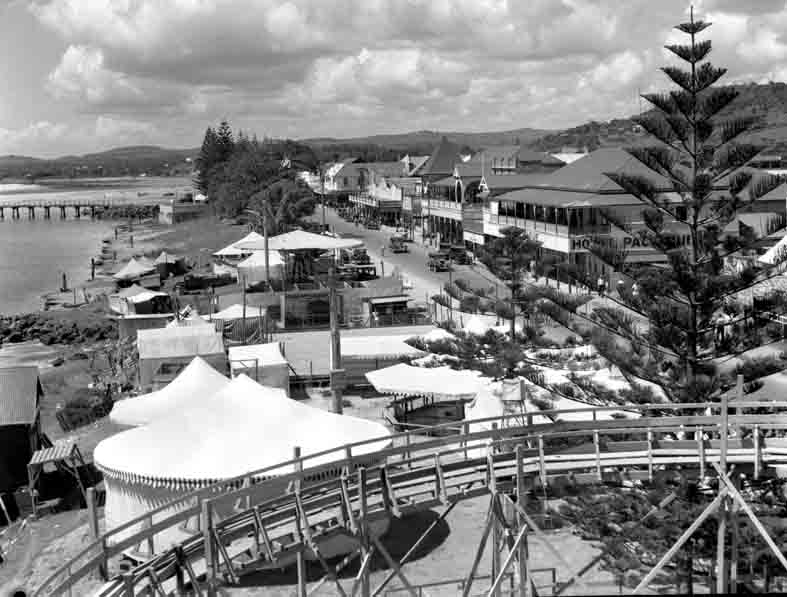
[194,121,321,229]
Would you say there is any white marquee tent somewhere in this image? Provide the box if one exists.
[95,375,391,552]
[228,342,289,393]
[113,258,156,281]
[237,250,285,284]
[213,231,267,258]
[109,356,231,427]
[236,230,363,252]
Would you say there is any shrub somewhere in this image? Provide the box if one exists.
[494,301,515,320]
[530,395,554,411]
[454,278,471,293]
[735,354,785,383]
[432,294,452,308]
[460,295,481,313]
[443,282,463,301]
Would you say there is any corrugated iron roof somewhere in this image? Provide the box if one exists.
[29,440,77,466]
[419,137,463,177]
[0,366,41,426]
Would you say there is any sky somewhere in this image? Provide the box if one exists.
[2,0,787,158]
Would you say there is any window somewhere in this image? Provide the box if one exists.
[526,204,535,220]
[343,177,349,186]
[515,203,525,218]
[675,205,688,220]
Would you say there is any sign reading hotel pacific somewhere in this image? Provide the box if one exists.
[571,233,690,252]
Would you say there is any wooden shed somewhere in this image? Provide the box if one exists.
[137,326,227,390]
[0,366,43,492]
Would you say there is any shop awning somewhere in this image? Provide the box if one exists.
[368,295,412,305]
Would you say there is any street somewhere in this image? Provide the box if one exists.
[313,206,507,310]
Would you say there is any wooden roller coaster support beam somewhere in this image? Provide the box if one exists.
[647,429,653,481]
[717,390,730,595]
[698,425,706,480]
[358,467,371,597]
[462,498,496,597]
[515,445,530,597]
[201,499,218,597]
[487,525,529,597]
[754,424,761,480]
[712,462,787,578]
[593,431,602,481]
[632,488,729,595]
[294,446,307,597]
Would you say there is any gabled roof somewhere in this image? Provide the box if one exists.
[404,155,430,176]
[419,136,463,177]
[480,145,520,161]
[482,173,546,190]
[358,161,407,178]
[213,231,266,257]
[521,148,673,193]
[0,366,42,426]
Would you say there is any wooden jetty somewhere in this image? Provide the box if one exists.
[0,197,155,220]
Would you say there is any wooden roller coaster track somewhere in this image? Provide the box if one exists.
[33,400,787,596]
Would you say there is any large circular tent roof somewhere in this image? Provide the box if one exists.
[95,375,391,487]
[109,356,230,427]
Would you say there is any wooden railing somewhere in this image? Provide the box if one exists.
[34,400,787,596]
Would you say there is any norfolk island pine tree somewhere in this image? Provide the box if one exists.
[534,8,787,405]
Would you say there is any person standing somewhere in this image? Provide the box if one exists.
[597,275,605,296]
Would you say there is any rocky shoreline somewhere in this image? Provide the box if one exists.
[0,312,116,348]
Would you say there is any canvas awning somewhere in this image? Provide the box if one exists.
[203,304,265,322]
[237,230,363,252]
[110,356,231,426]
[341,335,425,360]
[94,375,391,486]
[113,258,156,281]
[368,295,412,305]
[365,363,485,400]
[213,231,267,257]
[228,343,288,372]
[127,290,168,304]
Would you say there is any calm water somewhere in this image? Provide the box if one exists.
[0,218,114,314]
[0,177,192,315]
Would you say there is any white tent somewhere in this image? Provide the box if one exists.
[229,342,289,393]
[237,250,285,284]
[237,230,363,252]
[213,231,267,258]
[110,356,231,426]
[365,363,485,400]
[95,375,391,552]
[203,304,264,322]
[127,290,168,304]
[113,258,156,281]
[341,336,425,360]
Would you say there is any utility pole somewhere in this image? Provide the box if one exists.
[329,264,345,414]
[321,165,327,232]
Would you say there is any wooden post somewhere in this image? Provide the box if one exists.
[537,435,546,488]
[647,429,653,482]
[698,426,706,480]
[358,467,371,597]
[201,500,217,597]
[86,487,108,581]
[754,424,761,480]
[463,422,470,461]
[294,446,307,597]
[593,430,602,481]
[717,388,730,595]
[515,445,530,597]
[491,501,502,597]
[329,264,344,414]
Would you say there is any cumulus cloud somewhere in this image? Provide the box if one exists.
[16,0,787,154]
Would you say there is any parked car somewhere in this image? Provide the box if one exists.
[365,219,380,230]
[449,244,472,265]
[389,236,409,253]
[428,251,451,272]
[351,248,371,265]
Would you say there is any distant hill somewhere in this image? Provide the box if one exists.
[530,82,787,153]
[0,145,199,180]
[302,127,551,156]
